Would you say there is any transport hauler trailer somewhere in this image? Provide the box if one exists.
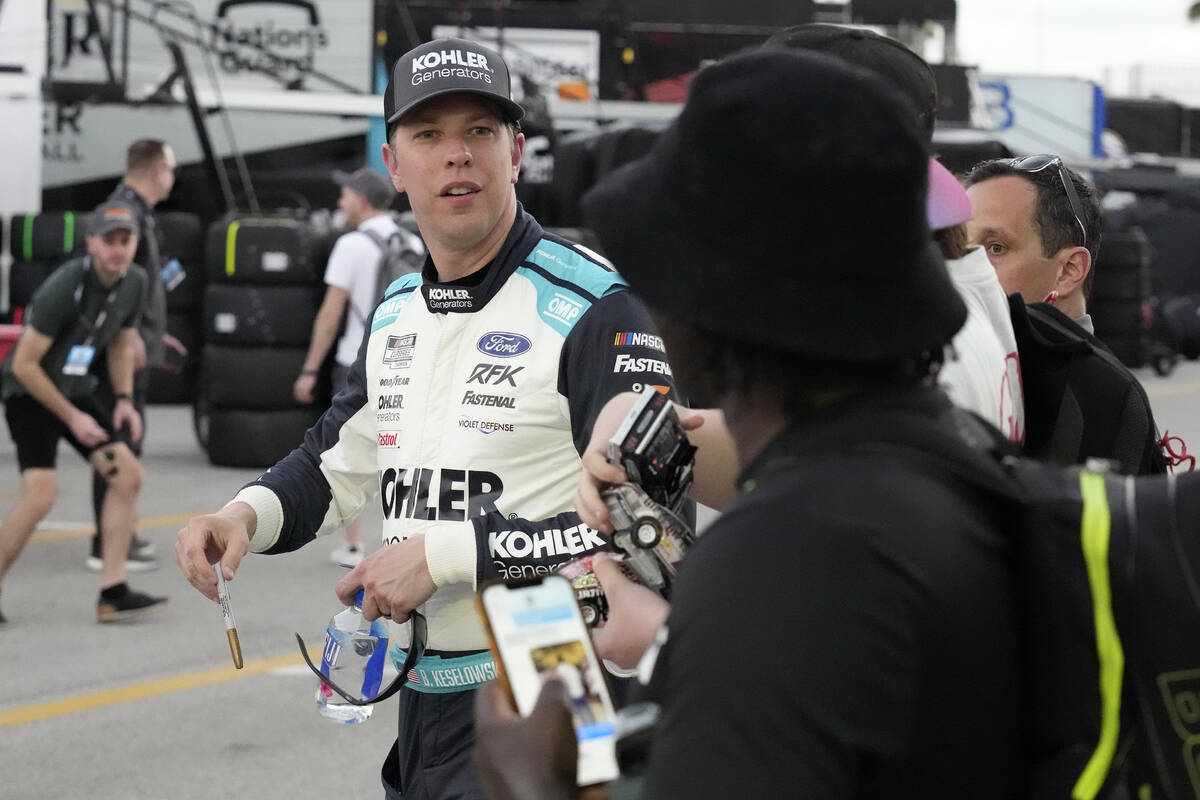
[13,1,973,221]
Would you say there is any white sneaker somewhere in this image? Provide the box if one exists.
[87,534,157,571]
[86,549,160,572]
[130,534,156,558]
[330,544,363,568]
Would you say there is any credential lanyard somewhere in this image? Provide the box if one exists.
[74,255,122,348]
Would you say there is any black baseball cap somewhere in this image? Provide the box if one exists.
[333,167,397,209]
[89,201,140,237]
[384,37,525,127]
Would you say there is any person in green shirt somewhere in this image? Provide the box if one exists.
[0,200,168,623]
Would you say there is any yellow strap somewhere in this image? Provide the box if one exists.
[1073,471,1125,800]
[225,219,240,277]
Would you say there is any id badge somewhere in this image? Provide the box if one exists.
[160,258,186,291]
[62,345,95,376]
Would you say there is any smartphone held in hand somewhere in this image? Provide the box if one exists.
[477,576,621,786]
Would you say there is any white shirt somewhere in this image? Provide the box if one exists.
[940,246,1025,443]
[323,213,405,367]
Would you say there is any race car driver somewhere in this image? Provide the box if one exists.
[175,37,676,800]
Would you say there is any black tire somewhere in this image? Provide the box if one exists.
[205,215,321,285]
[158,211,206,312]
[146,311,202,404]
[146,364,195,404]
[200,344,316,408]
[1093,229,1152,302]
[1091,253,1152,301]
[308,226,342,274]
[1090,270,1152,302]
[205,407,321,468]
[163,259,205,312]
[1161,295,1200,360]
[1133,204,1200,296]
[8,212,88,261]
[7,260,55,312]
[551,130,602,227]
[1095,229,1152,270]
[594,125,663,179]
[1099,333,1145,368]
[1153,350,1178,377]
[157,212,204,263]
[192,389,210,450]
[202,283,321,347]
[1090,299,1148,338]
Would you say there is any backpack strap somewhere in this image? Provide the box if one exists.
[738,396,1132,799]
[349,227,397,324]
[358,227,389,251]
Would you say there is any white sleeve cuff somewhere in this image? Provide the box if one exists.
[424,522,479,588]
[231,486,284,553]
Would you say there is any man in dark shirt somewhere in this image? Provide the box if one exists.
[0,201,168,623]
[473,48,1025,800]
[964,157,1166,474]
[87,138,188,572]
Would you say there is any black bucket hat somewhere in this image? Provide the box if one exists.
[581,48,966,361]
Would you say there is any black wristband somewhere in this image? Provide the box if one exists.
[114,393,133,402]
[300,370,318,377]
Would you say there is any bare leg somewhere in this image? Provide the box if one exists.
[0,469,56,585]
[345,515,363,549]
[89,444,143,589]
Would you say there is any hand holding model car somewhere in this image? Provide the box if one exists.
[559,387,698,626]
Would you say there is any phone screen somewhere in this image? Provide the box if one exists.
[480,576,621,786]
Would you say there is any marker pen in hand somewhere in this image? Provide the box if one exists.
[213,563,244,669]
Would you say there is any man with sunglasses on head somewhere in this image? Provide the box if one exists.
[964,157,1166,474]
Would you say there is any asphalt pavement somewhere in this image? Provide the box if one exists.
[2,361,1199,799]
[0,401,395,800]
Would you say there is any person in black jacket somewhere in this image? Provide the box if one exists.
[86,139,189,572]
[473,48,1025,800]
[964,157,1166,474]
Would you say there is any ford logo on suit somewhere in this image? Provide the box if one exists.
[476,332,532,358]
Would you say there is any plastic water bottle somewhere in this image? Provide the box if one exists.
[315,590,389,724]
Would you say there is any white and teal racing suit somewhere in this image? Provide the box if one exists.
[230,206,677,798]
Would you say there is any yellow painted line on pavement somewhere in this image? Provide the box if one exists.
[0,649,321,728]
[29,512,197,543]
